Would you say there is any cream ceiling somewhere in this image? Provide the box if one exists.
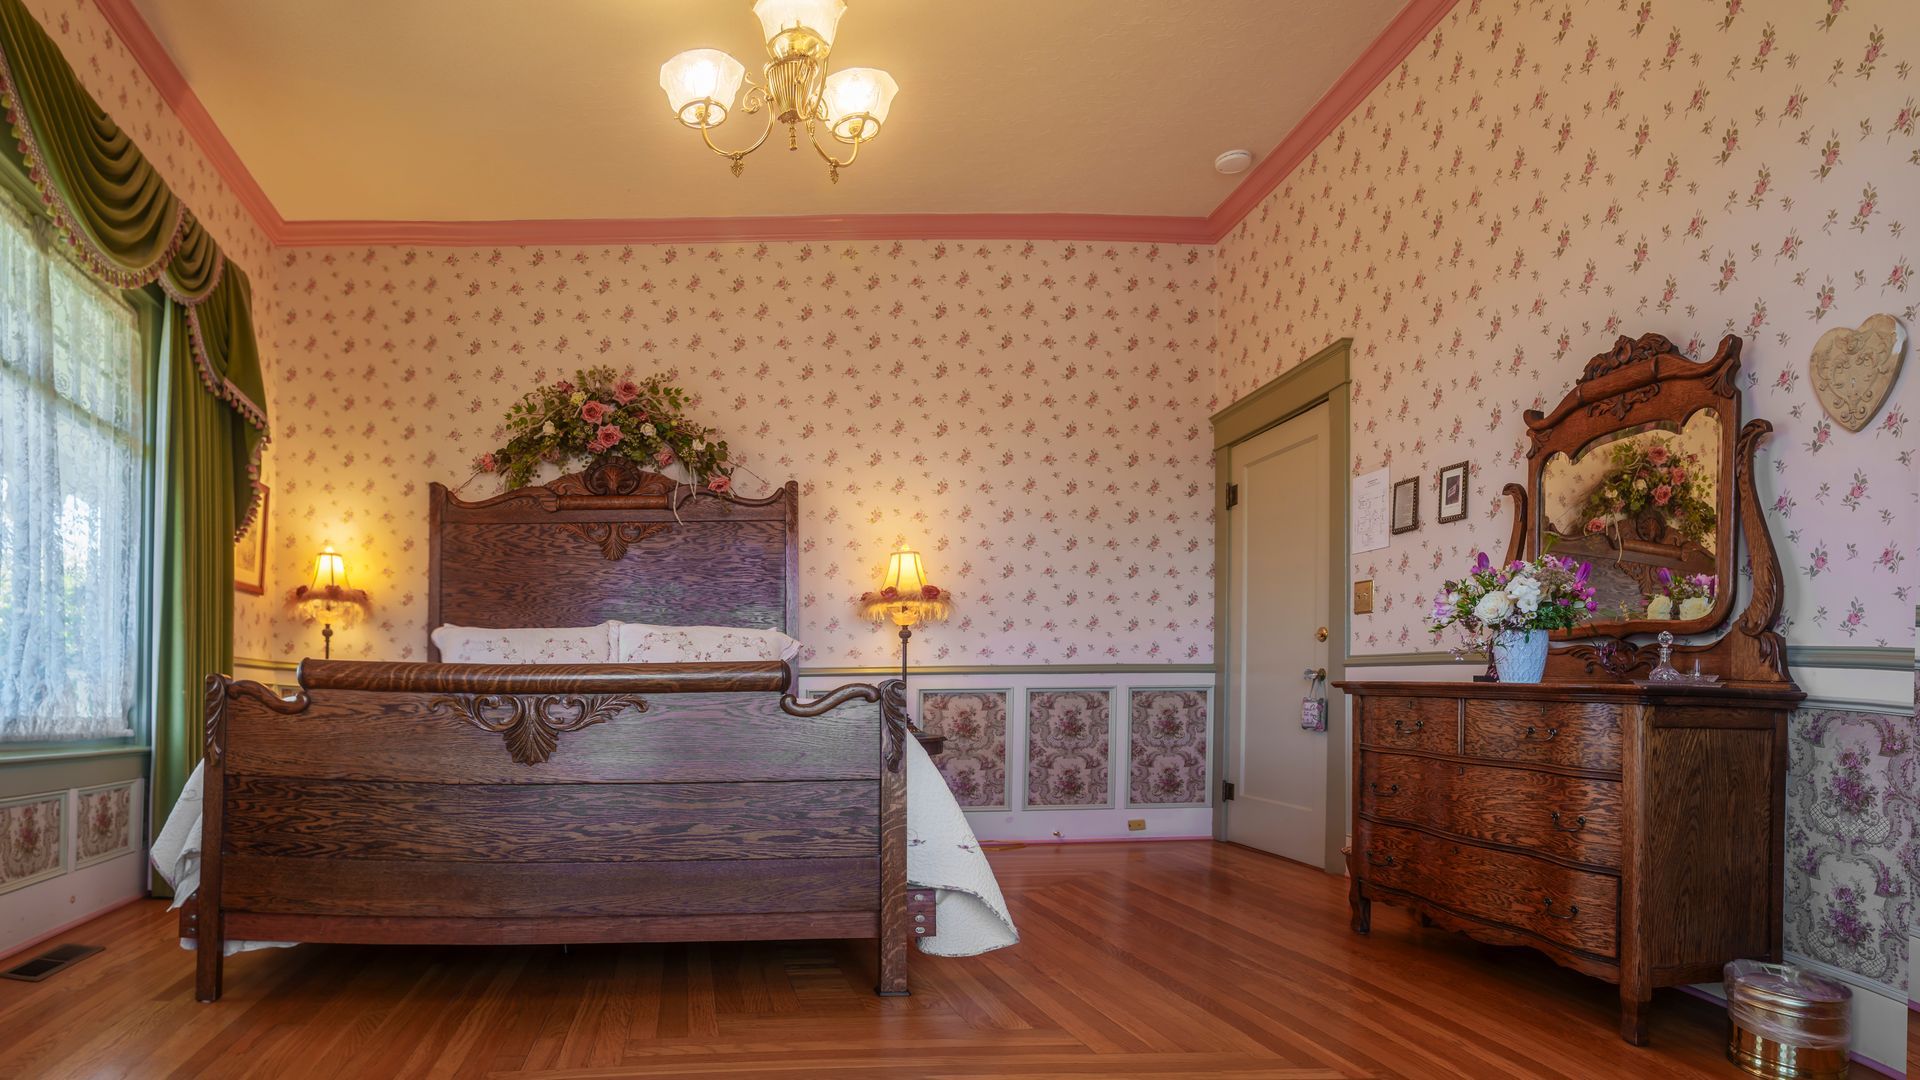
[128,0,1406,222]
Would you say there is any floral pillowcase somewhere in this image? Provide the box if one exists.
[613,623,803,665]
[430,622,616,664]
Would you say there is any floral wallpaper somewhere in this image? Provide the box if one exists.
[73,781,132,867]
[259,241,1217,667]
[1786,700,1917,995]
[918,690,1010,809]
[0,793,63,894]
[1026,689,1114,808]
[1128,688,1210,806]
[17,0,282,657]
[1215,0,1919,653]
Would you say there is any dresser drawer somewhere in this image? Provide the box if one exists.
[1361,753,1623,868]
[1463,700,1622,772]
[1356,821,1619,959]
[1359,696,1457,754]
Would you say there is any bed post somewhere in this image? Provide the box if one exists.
[876,679,909,996]
[195,676,229,1002]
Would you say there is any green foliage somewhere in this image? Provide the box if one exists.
[476,367,733,491]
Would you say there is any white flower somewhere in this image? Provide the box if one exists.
[1633,478,1648,492]
[541,421,557,436]
[690,439,705,452]
[1646,595,1673,619]
[1473,590,1514,626]
[640,422,657,438]
[1678,596,1711,621]
[1507,575,1541,614]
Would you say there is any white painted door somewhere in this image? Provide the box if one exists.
[1225,402,1332,866]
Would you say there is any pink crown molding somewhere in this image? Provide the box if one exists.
[91,0,1457,250]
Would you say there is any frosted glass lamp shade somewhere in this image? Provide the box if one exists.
[753,0,846,52]
[823,67,897,142]
[660,49,745,126]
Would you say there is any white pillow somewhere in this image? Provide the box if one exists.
[431,621,615,664]
[613,622,802,664]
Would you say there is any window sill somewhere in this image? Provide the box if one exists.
[0,744,151,766]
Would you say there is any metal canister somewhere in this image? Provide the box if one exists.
[1724,960,1852,1080]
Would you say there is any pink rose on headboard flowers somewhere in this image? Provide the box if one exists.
[593,424,624,450]
[709,475,731,494]
[580,400,610,424]
[474,451,497,473]
[655,448,675,468]
[612,379,641,404]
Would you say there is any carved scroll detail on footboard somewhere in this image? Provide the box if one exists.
[428,694,648,765]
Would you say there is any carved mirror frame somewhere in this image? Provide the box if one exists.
[1498,333,1794,686]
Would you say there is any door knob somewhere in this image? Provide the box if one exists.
[1315,626,1329,642]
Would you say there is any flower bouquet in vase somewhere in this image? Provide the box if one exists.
[1429,552,1599,683]
[1644,568,1715,621]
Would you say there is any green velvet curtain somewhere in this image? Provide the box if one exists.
[0,0,268,873]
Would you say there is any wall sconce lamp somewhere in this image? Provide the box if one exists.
[287,545,371,659]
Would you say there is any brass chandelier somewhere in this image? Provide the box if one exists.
[659,1,899,182]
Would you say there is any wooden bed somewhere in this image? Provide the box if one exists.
[188,458,923,1002]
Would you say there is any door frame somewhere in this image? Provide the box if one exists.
[1209,338,1352,874]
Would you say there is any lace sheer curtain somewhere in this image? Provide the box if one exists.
[0,205,143,741]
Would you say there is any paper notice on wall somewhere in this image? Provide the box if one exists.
[1352,468,1389,554]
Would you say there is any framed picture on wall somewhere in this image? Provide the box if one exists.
[234,484,268,595]
[1437,461,1469,523]
[1390,477,1419,534]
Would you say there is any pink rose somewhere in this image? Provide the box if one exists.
[1646,445,1669,465]
[1585,517,1606,534]
[555,379,575,394]
[613,379,641,404]
[920,585,941,600]
[580,400,610,424]
[1652,484,1673,506]
[708,475,732,494]
[596,423,624,448]
[475,452,497,473]
[1669,466,1686,485]
[655,448,675,467]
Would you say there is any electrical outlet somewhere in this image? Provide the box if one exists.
[1353,579,1374,614]
[1127,819,1147,832]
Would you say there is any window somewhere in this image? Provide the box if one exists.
[0,205,146,742]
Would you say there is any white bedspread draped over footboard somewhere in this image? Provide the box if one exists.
[153,729,1017,959]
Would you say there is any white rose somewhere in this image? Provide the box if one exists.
[1508,575,1541,614]
[691,439,706,452]
[541,421,557,436]
[1473,590,1514,626]
[641,423,658,438]
[1646,595,1673,619]
[1678,596,1711,621]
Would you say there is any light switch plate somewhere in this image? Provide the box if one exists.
[1353,579,1374,614]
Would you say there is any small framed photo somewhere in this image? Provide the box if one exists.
[234,484,269,595]
[1437,461,1470,523]
[1390,477,1420,535]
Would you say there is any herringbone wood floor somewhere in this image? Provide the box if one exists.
[0,841,1864,1078]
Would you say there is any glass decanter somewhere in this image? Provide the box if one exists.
[1644,630,1686,683]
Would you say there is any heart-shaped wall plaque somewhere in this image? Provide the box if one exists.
[1808,314,1907,432]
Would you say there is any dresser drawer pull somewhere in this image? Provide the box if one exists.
[1549,811,1586,832]
[1369,782,1400,797]
[1543,898,1579,920]
[1524,725,1560,740]
[1392,719,1425,736]
[1365,852,1398,868]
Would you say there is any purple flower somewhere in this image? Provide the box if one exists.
[1575,562,1592,584]
[1473,552,1491,573]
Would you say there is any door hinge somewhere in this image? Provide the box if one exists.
[1222,781,1235,801]
[1225,483,1239,509]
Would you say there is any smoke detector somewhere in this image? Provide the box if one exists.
[1214,149,1254,175]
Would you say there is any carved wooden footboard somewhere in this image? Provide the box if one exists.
[193,662,911,1002]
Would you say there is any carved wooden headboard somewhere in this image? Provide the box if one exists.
[426,457,800,661]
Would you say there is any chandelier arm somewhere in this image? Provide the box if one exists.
[698,104,776,161]
[807,120,862,171]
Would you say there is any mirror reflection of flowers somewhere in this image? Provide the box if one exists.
[474,366,733,491]
[1429,552,1599,645]
[1645,568,1715,620]
[1577,438,1716,547]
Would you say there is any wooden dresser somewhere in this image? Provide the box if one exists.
[1339,680,1798,1044]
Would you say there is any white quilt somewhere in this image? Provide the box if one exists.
[152,728,1017,959]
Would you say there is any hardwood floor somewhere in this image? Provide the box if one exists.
[0,841,1871,1078]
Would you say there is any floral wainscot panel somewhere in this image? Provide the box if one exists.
[0,791,65,895]
[73,781,135,870]
[1128,688,1210,808]
[1026,690,1114,809]
[1785,700,1918,997]
[918,690,1009,811]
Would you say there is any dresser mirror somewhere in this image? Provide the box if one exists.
[1536,407,1726,632]
[1499,332,1793,685]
